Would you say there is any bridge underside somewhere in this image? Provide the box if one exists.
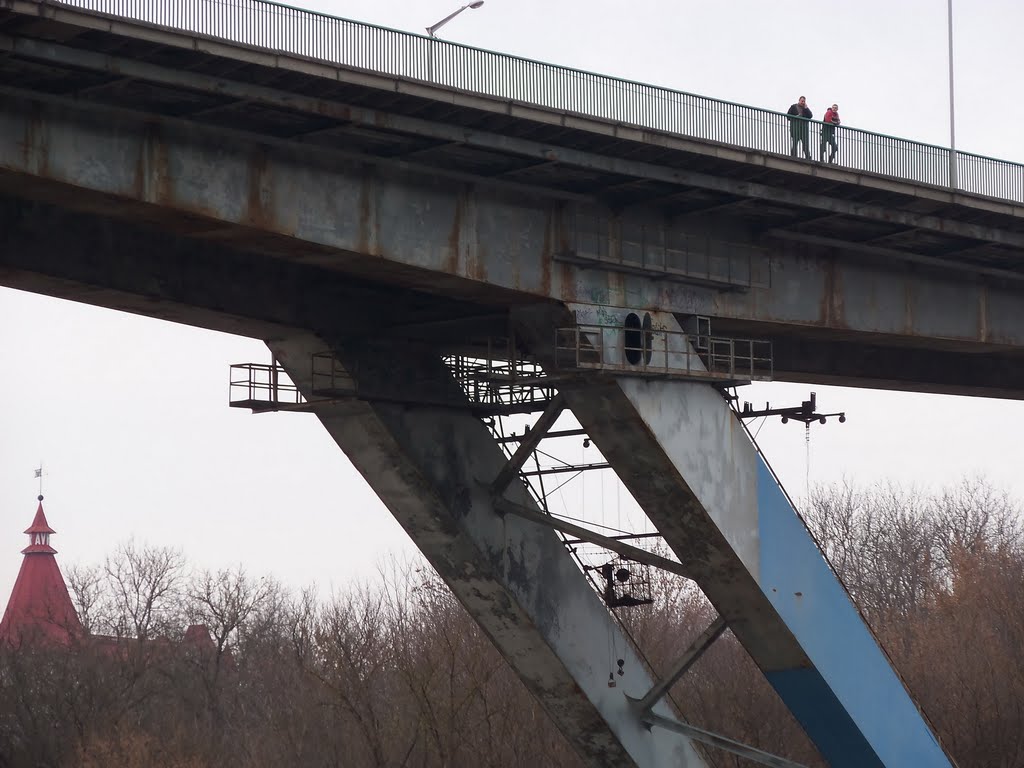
[3,194,1024,399]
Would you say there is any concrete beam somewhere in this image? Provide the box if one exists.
[766,229,1024,284]
[268,332,708,768]
[0,196,494,341]
[768,336,1024,400]
[4,197,1024,399]
[516,306,954,768]
[2,93,1024,357]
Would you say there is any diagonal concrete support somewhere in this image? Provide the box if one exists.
[267,332,707,768]
[516,306,955,768]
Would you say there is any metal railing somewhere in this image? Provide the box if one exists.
[555,324,773,382]
[229,363,305,408]
[444,355,558,415]
[49,0,1024,204]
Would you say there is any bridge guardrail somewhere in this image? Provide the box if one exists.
[51,0,1024,204]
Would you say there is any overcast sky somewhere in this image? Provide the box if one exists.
[3,0,1024,603]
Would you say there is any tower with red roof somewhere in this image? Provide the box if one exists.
[0,496,83,646]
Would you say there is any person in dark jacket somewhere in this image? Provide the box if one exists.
[821,103,840,163]
[787,96,812,159]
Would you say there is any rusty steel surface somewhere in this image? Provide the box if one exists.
[1,92,1023,356]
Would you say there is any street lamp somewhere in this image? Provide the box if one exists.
[425,2,483,82]
[426,1,484,38]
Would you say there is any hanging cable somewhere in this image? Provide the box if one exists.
[488,412,695,729]
[805,422,811,501]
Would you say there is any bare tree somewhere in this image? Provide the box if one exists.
[66,563,107,636]
[7,479,1024,768]
[188,567,276,656]
[103,540,186,641]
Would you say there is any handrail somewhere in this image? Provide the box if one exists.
[554,324,773,382]
[46,0,1024,205]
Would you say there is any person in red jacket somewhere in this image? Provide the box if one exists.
[820,103,841,163]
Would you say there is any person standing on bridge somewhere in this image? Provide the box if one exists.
[787,96,813,159]
[821,103,841,163]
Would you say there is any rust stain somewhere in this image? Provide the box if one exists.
[137,123,172,205]
[245,146,272,230]
[464,192,488,283]
[539,207,555,297]
[444,188,463,276]
[133,130,146,201]
[468,242,488,283]
[23,102,50,178]
[357,169,373,255]
[904,279,914,335]
[978,285,989,343]
[559,260,575,303]
[821,256,845,328]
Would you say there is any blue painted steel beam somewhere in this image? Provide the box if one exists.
[756,461,948,766]
[517,306,955,768]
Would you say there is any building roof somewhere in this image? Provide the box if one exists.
[24,501,56,536]
[0,496,223,659]
[0,496,83,646]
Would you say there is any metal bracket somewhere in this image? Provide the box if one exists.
[640,712,810,768]
[635,616,727,714]
[489,394,565,495]
[737,391,846,426]
[493,498,691,581]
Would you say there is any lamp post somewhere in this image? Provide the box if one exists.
[947,0,957,189]
[425,2,484,82]
[426,1,484,38]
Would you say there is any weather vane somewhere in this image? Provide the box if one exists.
[34,463,44,497]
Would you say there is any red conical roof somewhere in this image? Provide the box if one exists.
[0,497,83,647]
[24,501,56,536]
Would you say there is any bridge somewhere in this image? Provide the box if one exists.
[1,0,1017,765]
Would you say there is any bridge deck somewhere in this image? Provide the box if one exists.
[3,0,1024,284]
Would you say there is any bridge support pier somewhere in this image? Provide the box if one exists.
[515,306,953,768]
[267,332,707,768]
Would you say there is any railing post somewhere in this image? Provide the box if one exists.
[947,0,958,191]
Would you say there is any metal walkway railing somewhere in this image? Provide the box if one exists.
[51,0,1024,204]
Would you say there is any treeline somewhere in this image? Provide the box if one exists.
[0,478,1021,767]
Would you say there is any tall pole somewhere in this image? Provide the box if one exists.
[947,0,957,189]
[426,2,484,83]
[426,2,484,38]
